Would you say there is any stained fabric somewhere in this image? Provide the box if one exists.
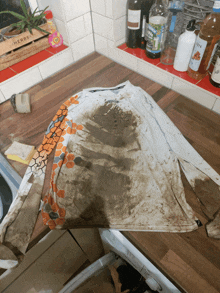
[1,81,220,269]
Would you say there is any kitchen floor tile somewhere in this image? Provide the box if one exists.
[10,50,53,73]
[0,68,17,83]
[197,74,220,96]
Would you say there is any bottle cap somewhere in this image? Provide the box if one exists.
[44,10,53,19]
[186,19,196,31]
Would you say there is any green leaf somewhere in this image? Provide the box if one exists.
[10,23,18,28]
[34,13,46,21]
[20,22,26,32]
[37,6,49,14]
[20,0,28,18]
[35,26,49,34]
[0,11,25,21]
[32,7,38,16]
[27,24,32,34]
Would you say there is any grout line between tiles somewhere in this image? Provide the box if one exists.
[211,98,217,110]
[88,1,96,51]
[92,10,125,20]
[9,67,17,74]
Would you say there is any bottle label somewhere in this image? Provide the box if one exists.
[189,36,207,71]
[142,15,146,38]
[206,43,218,70]
[127,10,141,30]
[211,56,220,83]
[146,20,166,53]
[213,1,220,9]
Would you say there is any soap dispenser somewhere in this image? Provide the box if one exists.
[173,19,196,72]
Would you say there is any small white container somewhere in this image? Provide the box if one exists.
[173,20,196,72]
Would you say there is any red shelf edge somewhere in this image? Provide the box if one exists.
[118,44,220,97]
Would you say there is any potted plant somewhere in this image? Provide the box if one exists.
[0,0,49,39]
[0,0,51,70]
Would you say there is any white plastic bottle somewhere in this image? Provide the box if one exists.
[173,20,196,72]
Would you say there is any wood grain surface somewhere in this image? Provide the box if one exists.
[0,52,220,292]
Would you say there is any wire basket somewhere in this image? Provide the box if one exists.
[182,0,214,30]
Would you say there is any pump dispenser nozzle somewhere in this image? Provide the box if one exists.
[186,19,196,31]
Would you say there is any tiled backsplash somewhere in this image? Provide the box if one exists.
[0,0,219,115]
[0,0,95,104]
[92,0,220,115]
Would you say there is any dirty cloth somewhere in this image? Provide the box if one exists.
[1,81,220,270]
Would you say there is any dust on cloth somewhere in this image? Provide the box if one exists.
[1,81,220,270]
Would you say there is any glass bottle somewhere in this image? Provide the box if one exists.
[160,0,185,65]
[126,0,142,48]
[137,0,154,49]
[210,45,220,87]
[187,0,220,80]
[44,10,57,34]
[145,0,168,59]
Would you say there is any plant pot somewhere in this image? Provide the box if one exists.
[0,27,22,40]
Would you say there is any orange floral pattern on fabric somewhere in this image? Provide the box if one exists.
[42,195,66,230]
[40,94,81,229]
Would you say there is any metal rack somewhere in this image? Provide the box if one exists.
[182,0,214,30]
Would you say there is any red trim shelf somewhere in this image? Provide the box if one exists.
[0,44,68,83]
[118,44,220,96]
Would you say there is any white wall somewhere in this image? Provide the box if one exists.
[37,0,95,62]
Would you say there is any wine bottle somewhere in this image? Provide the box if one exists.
[126,0,142,48]
[145,0,168,59]
[137,0,154,49]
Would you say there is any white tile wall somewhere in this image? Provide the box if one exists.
[92,12,114,40]
[54,18,69,45]
[90,0,106,15]
[212,98,220,114]
[138,59,174,88]
[108,48,138,72]
[112,0,127,19]
[67,13,92,44]
[115,37,126,47]
[172,77,217,109]
[106,0,113,18]
[71,34,95,61]
[62,0,90,22]
[0,90,5,104]
[0,67,43,101]
[84,12,93,35]
[108,39,115,48]
[114,16,126,41]
[94,34,108,55]
[39,48,74,79]
[37,0,65,22]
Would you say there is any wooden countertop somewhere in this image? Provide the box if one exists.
[0,52,220,292]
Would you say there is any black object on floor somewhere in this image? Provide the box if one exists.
[0,173,13,224]
[116,261,157,293]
